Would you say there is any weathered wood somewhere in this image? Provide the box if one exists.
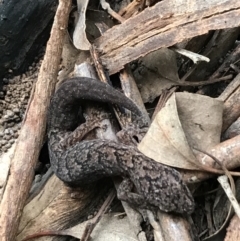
[17,176,112,241]
[221,74,240,132]
[94,0,240,75]
[184,28,239,82]
[0,0,72,240]
[0,0,57,88]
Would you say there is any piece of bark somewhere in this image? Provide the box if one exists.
[181,134,240,183]
[210,37,240,80]
[118,0,141,19]
[221,74,240,139]
[17,175,112,241]
[119,66,150,124]
[94,0,240,75]
[219,74,240,102]
[0,144,15,200]
[0,0,72,240]
[219,74,240,132]
[0,0,57,87]
[201,134,240,170]
[223,118,240,140]
[157,211,195,241]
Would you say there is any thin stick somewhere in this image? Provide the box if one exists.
[90,45,110,84]
[218,175,240,219]
[81,189,116,241]
[175,75,232,86]
[193,147,236,196]
[170,47,210,64]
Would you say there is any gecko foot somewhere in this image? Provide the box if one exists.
[117,126,148,146]
[117,178,149,208]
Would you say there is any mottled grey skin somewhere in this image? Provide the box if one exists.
[48,77,195,214]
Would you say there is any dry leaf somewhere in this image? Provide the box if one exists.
[133,48,179,103]
[73,0,91,50]
[20,213,138,241]
[138,92,223,170]
[64,213,138,241]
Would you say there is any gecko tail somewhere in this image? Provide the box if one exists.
[48,77,142,131]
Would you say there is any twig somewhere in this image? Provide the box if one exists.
[20,190,116,241]
[230,63,240,73]
[100,0,126,23]
[0,1,72,240]
[20,231,61,241]
[193,147,236,196]
[147,210,164,241]
[170,47,210,64]
[218,175,240,219]
[193,148,237,231]
[176,74,233,86]
[90,45,110,84]
[81,189,116,241]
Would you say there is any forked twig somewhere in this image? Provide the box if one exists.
[81,189,116,241]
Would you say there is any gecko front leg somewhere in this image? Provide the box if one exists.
[59,112,110,150]
[117,178,151,209]
[117,125,148,146]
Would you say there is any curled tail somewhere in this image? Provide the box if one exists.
[48,77,141,131]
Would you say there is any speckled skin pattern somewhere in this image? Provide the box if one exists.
[48,77,195,214]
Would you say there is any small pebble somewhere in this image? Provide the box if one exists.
[5,142,12,148]
[12,108,20,113]
[0,58,40,156]
[4,135,11,141]
[8,79,15,84]
[1,139,7,145]
[3,147,8,153]
[9,139,15,144]
[7,122,15,128]
[3,78,9,84]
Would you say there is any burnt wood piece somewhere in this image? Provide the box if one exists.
[0,0,57,88]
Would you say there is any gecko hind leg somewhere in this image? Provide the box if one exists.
[59,112,110,150]
[117,178,149,209]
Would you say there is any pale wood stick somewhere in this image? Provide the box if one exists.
[0,0,72,240]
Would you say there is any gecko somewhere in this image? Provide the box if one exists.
[48,77,195,214]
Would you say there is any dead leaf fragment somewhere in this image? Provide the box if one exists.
[138,93,223,170]
[73,0,91,50]
[20,213,139,241]
[133,48,180,103]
